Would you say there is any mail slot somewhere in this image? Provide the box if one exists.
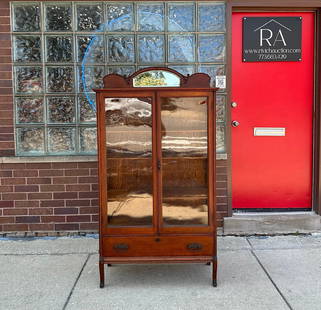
[254,127,286,136]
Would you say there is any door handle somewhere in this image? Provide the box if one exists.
[157,160,161,170]
[232,120,240,127]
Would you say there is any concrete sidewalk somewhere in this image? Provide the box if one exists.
[1,235,321,310]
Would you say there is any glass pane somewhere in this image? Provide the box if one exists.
[198,65,225,88]
[80,127,97,153]
[16,97,43,123]
[17,128,44,154]
[78,94,96,123]
[45,4,72,31]
[161,97,208,226]
[108,36,135,63]
[138,3,164,31]
[46,36,73,62]
[216,95,226,123]
[168,3,194,32]
[107,4,134,32]
[48,128,75,153]
[169,65,194,76]
[108,66,135,76]
[48,97,75,123]
[14,36,41,63]
[105,97,153,226]
[77,4,103,31]
[138,35,164,63]
[199,3,225,32]
[15,67,43,94]
[216,125,225,153]
[168,35,195,63]
[46,67,73,93]
[78,66,105,93]
[13,4,40,32]
[198,34,225,63]
[77,36,104,63]
[133,70,180,87]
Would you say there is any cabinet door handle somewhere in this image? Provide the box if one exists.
[157,160,161,170]
[187,243,203,251]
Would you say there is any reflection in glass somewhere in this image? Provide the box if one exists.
[169,35,195,63]
[138,3,164,31]
[161,97,208,225]
[133,71,180,87]
[105,98,153,226]
[168,3,194,32]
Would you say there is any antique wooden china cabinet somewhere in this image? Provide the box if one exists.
[94,67,218,288]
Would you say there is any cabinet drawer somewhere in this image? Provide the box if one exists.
[102,236,214,257]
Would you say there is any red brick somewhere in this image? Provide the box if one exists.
[27,178,51,185]
[65,169,90,176]
[0,119,13,127]
[14,170,38,177]
[0,200,13,208]
[79,207,99,214]
[15,200,39,208]
[66,199,90,207]
[90,168,98,176]
[29,224,54,231]
[3,224,28,231]
[26,163,51,169]
[66,184,90,192]
[67,215,90,222]
[92,215,99,222]
[0,216,14,224]
[0,150,14,156]
[28,193,52,200]
[0,133,14,141]
[41,216,65,223]
[0,170,11,177]
[78,176,98,183]
[1,178,25,185]
[78,162,97,168]
[0,72,11,79]
[54,208,78,215]
[0,56,11,63]
[52,162,77,169]
[80,223,98,230]
[91,199,99,206]
[53,192,78,199]
[1,163,25,169]
[55,223,79,231]
[3,208,28,215]
[0,185,13,192]
[39,169,63,177]
[0,80,11,87]
[91,184,98,191]
[79,192,98,199]
[40,200,64,208]
[2,193,26,200]
[0,17,9,23]
[29,208,53,215]
[40,184,64,192]
[53,177,77,184]
[15,185,39,192]
[16,216,40,224]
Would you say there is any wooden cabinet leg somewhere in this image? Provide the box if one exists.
[99,260,105,288]
[212,258,217,287]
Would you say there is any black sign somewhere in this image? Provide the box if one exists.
[243,17,302,62]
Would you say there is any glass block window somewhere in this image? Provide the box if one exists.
[12,2,226,155]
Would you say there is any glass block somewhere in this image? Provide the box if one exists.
[13,4,40,32]
[48,97,75,123]
[138,35,164,63]
[108,36,135,63]
[45,4,72,31]
[108,66,135,77]
[168,3,194,32]
[78,94,96,123]
[46,67,73,93]
[199,3,225,32]
[77,4,103,31]
[80,127,97,152]
[13,36,41,63]
[16,97,43,123]
[46,36,73,63]
[15,67,43,94]
[199,34,225,63]
[216,95,226,123]
[77,36,104,63]
[216,125,225,153]
[79,66,105,92]
[169,66,194,76]
[198,65,225,88]
[107,4,134,32]
[168,35,195,63]
[17,128,44,154]
[48,128,75,153]
[138,4,164,31]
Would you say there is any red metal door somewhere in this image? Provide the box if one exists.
[232,12,314,209]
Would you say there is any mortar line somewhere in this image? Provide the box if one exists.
[246,238,293,310]
[62,253,91,310]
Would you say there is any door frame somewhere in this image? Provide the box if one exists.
[226,0,321,216]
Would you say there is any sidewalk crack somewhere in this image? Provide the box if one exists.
[62,253,91,310]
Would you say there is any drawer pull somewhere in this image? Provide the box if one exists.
[113,243,129,251]
[187,243,203,251]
